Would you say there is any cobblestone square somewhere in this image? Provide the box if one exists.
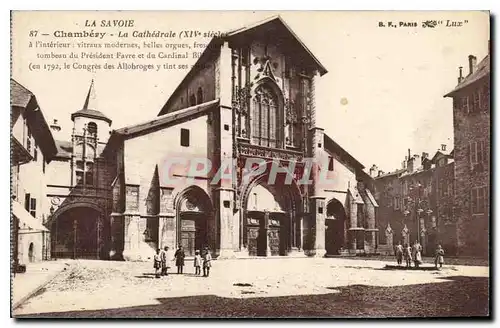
[14,258,489,318]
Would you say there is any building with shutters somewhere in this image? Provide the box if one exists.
[444,44,490,257]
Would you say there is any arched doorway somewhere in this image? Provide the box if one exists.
[50,205,107,259]
[28,242,34,262]
[242,165,301,257]
[325,199,347,255]
[175,186,213,257]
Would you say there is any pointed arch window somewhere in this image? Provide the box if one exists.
[252,84,280,148]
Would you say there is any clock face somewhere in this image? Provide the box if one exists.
[51,197,61,205]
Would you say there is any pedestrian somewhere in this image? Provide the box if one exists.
[174,245,185,274]
[403,243,412,268]
[413,241,422,268]
[203,247,212,277]
[160,246,170,276]
[395,241,404,266]
[194,250,202,276]
[153,249,162,278]
[435,244,445,269]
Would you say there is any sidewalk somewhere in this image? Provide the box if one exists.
[12,260,71,310]
[329,255,489,267]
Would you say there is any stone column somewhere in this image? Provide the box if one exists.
[216,188,237,259]
[348,198,358,251]
[264,211,271,256]
[109,213,124,260]
[310,196,326,257]
[158,214,176,249]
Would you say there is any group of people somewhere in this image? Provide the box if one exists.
[395,241,445,269]
[153,245,212,278]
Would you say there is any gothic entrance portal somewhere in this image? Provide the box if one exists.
[243,172,301,257]
[50,205,107,259]
[325,199,347,256]
[176,186,213,257]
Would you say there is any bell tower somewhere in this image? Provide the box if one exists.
[70,80,112,187]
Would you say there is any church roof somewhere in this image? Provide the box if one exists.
[71,80,112,124]
[114,99,219,138]
[158,15,327,116]
[224,15,327,76]
[444,54,490,97]
[324,133,365,171]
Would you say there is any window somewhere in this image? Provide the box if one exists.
[196,87,203,105]
[447,183,453,198]
[29,198,36,217]
[470,140,486,167]
[24,193,31,212]
[189,94,196,106]
[252,84,280,148]
[87,122,97,136]
[472,90,481,113]
[75,159,94,186]
[453,97,460,110]
[461,96,469,113]
[394,197,400,210]
[181,128,190,147]
[471,186,488,214]
[328,156,334,171]
[26,128,32,153]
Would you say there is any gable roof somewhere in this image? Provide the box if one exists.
[444,54,490,97]
[11,79,34,108]
[324,133,365,172]
[115,99,219,138]
[10,79,58,161]
[225,15,327,76]
[158,15,327,116]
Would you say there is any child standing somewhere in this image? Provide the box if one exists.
[403,244,412,268]
[435,244,445,269]
[203,247,212,277]
[153,249,162,278]
[194,250,202,276]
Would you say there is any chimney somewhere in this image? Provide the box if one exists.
[421,152,429,165]
[369,164,378,178]
[458,66,464,84]
[441,144,447,152]
[468,55,477,76]
[407,156,414,174]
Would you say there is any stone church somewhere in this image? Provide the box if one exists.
[46,16,379,261]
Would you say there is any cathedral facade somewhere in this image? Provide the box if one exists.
[46,16,378,261]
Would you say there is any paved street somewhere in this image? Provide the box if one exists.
[13,257,489,318]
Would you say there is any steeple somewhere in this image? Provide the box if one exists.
[83,79,98,110]
[71,79,112,125]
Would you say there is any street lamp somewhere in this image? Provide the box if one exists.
[407,182,423,244]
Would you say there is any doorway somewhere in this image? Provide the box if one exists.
[28,242,34,262]
[180,213,207,257]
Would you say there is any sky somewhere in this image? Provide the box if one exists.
[11,11,490,172]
